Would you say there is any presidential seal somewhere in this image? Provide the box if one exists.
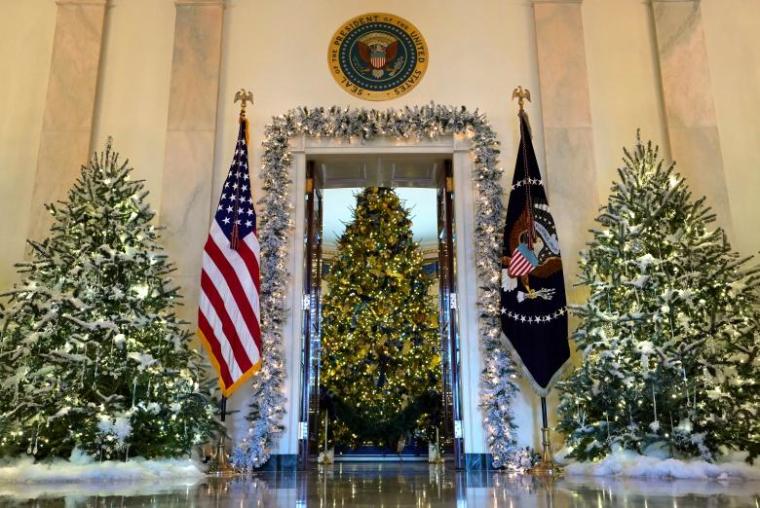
[328,13,428,101]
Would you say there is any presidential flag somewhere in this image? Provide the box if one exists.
[198,118,262,397]
[500,112,570,395]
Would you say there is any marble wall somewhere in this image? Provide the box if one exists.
[582,0,670,203]
[652,0,733,236]
[27,0,107,244]
[531,0,599,447]
[90,0,175,209]
[0,0,56,286]
[1,0,760,458]
[532,0,598,289]
[160,0,225,323]
[700,0,760,255]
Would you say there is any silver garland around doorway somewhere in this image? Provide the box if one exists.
[233,104,522,469]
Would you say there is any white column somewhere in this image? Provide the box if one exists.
[651,0,733,236]
[531,0,598,449]
[27,0,107,243]
[532,0,599,289]
[159,0,225,325]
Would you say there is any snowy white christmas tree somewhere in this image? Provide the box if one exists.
[557,135,760,463]
[0,140,221,461]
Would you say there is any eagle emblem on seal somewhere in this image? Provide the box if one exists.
[502,203,563,302]
[328,13,428,100]
[355,32,404,79]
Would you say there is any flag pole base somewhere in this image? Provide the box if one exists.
[207,435,239,476]
[529,427,562,476]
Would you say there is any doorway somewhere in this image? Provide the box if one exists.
[297,154,464,469]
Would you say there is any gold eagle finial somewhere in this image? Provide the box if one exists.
[234,89,254,118]
[512,86,531,113]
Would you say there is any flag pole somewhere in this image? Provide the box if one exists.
[208,89,255,476]
[209,396,236,475]
[532,395,560,475]
[512,86,561,476]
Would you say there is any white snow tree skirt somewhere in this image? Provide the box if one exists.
[0,454,204,483]
[564,451,760,480]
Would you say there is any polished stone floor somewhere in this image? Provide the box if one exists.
[2,463,759,507]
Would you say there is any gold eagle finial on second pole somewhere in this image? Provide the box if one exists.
[234,89,254,118]
[512,86,531,113]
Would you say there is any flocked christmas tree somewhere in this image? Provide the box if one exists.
[320,187,441,448]
[557,135,760,462]
[0,140,221,461]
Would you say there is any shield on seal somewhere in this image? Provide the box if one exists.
[370,48,386,69]
[357,34,399,72]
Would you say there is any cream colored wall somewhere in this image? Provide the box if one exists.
[1,0,759,456]
[583,0,670,201]
[90,0,175,211]
[212,0,546,208]
[702,0,760,256]
[0,0,56,288]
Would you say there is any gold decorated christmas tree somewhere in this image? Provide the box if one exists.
[321,187,441,449]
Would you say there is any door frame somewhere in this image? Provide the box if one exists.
[287,134,483,469]
[298,160,322,468]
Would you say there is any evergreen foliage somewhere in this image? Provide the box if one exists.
[557,136,760,462]
[320,187,441,448]
[0,141,221,461]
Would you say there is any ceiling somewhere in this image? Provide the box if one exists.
[310,154,447,189]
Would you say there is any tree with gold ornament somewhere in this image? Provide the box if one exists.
[320,187,441,449]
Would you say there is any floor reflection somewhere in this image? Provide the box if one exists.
[1,462,759,507]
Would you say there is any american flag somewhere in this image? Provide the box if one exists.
[508,243,539,277]
[198,119,262,397]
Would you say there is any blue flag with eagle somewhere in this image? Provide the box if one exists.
[500,112,570,395]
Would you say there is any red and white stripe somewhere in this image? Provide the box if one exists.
[199,221,262,395]
[508,249,534,277]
